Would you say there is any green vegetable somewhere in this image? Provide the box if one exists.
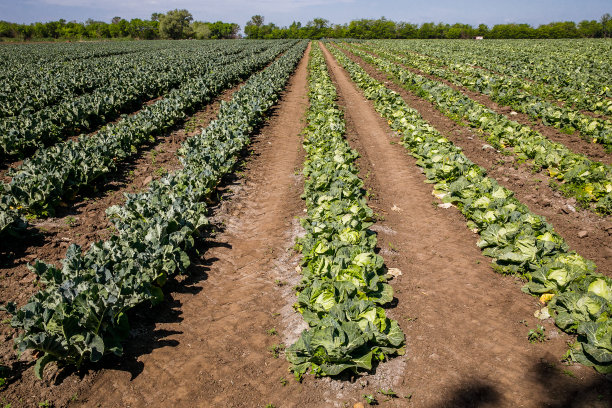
[286,43,404,379]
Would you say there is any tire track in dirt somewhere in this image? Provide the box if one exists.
[335,44,612,276]
[320,43,611,408]
[72,43,312,408]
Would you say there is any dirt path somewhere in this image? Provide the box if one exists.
[335,44,612,276]
[320,43,611,407]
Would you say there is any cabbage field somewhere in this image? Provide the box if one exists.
[0,39,610,407]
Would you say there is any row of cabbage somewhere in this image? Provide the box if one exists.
[0,41,185,119]
[286,43,405,379]
[0,40,215,107]
[0,41,297,237]
[358,42,612,147]
[0,39,165,68]
[389,39,612,100]
[374,41,612,119]
[0,41,275,160]
[1,41,308,379]
[341,43,612,215]
[328,43,612,374]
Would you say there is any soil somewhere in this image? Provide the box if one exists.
[334,44,612,276]
[319,43,612,407]
[360,46,612,165]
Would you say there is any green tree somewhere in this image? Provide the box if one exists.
[0,21,17,38]
[251,15,264,27]
[601,13,611,37]
[578,20,602,37]
[109,18,129,37]
[128,18,158,39]
[191,21,211,39]
[396,22,418,38]
[245,15,265,38]
[304,18,329,38]
[207,21,239,39]
[476,23,489,37]
[159,9,193,39]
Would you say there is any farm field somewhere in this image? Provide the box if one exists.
[0,38,611,407]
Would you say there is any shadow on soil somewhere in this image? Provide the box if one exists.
[429,357,611,407]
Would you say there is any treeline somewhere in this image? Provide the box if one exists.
[0,9,239,41]
[245,14,612,39]
[2,11,611,41]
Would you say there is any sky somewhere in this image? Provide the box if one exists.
[1,0,610,28]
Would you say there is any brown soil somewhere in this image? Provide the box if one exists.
[318,43,612,407]
[360,46,612,165]
[334,44,612,275]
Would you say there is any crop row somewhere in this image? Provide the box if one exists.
[340,43,612,214]
[0,41,235,118]
[328,44,612,374]
[0,39,165,68]
[0,41,275,159]
[358,42,612,147]
[286,43,405,379]
[2,41,308,378]
[370,40,612,118]
[0,40,254,120]
[389,39,612,100]
[0,44,170,119]
[0,41,297,236]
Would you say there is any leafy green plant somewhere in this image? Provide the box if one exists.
[379,388,397,397]
[286,43,405,380]
[363,394,378,405]
[528,325,547,343]
[269,343,286,359]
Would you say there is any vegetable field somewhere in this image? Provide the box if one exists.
[0,39,611,407]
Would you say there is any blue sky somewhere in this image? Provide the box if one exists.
[1,0,610,27]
